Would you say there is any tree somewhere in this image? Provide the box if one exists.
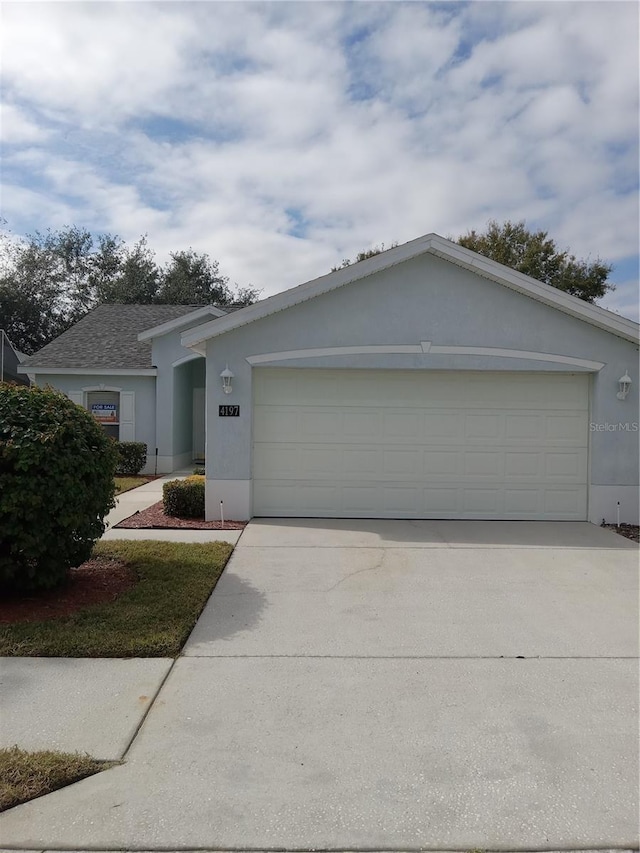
[0,225,260,354]
[156,249,234,305]
[0,384,117,592]
[331,242,398,272]
[456,220,613,303]
[0,225,122,353]
[98,236,159,304]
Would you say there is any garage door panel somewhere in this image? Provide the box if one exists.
[545,414,588,443]
[506,415,543,440]
[383,449,422,477]
[462,488,500,513]
[253,369,588,519]
[464,414,502,440]
[341,448,378,476]
[543,487,587,516]
[463,451,504,477]
[382,412,422,440]
[343,486,378,513]
[505,451,541,477]
[544,451,587,480]
[253,445,300,478]
[422,487,459,514]
[503,488,541,515]
[343,411,380,437]
[424,451,460,476]
[423,412,463,439]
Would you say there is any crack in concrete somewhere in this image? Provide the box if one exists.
[325,549,386,592]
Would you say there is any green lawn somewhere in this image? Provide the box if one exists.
[0,540,233,657]
[114,475,151,494]
[0,746,118,812]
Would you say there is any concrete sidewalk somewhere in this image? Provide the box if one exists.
[1,519,637,850]
[103,475,242,545]
[0,476,242,769]
[0,658,172,760]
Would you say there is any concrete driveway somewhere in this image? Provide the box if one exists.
[1,520,638,850]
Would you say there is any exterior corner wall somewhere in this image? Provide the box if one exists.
[205,479,252,521]
[589,485,640,526]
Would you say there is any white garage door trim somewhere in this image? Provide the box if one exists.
[252,368,589,520]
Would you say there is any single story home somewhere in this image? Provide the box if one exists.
[22,233,639,525]
[20,303,228,472]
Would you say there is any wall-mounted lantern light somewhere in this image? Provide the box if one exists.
[220,364,234,395]
[617,370,632,401]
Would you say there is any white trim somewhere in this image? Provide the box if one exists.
[81,384,122,392]
[138,306,227,342]
[246,343,605,371]
[172,352,205,368]
[20,367,157,376]
[247,345,422,364]
[422,344,605,371]
[181,233,640,349]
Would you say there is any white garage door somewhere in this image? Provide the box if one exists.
[252,369,589,520]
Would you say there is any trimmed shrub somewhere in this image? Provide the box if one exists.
[163,476,205,519]
[0,384,118,592]
[114,441,147,475]
[193,466,205,476]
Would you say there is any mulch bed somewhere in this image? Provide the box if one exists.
[601,523,639,543]
[0,557,137,624]
[114,500,246,530]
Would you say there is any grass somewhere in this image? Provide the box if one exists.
[0,539,233,657]
[114,475,151,494]
[0,746,118,812]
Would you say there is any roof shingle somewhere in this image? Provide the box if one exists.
[22,304,208,369]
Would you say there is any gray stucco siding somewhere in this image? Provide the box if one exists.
[32,373,157,460]
[151,319,207,467]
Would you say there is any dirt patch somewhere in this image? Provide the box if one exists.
[601,523,639,543]
[115,500,247,530]
[0,557,137,624]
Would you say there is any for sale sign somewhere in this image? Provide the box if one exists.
[91,403,117,423]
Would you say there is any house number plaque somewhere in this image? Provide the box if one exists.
[219,405,240,417]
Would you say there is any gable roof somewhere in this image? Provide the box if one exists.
[181,233,640,351]
[137,305,227,342]
[21,304,211,370]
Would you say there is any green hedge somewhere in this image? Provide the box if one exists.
[0,384,117,592]
[114,441,147,475]
[163,476,205,519]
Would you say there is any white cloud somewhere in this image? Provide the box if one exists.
[0,102,50,144]
[0,1,637,319]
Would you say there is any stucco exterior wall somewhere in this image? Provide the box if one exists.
[152,324,207,470]
[203,254,639,523]
[32,373,158,473]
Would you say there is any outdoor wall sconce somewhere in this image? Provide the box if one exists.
[617,370,631,401]
[220,364,234,395]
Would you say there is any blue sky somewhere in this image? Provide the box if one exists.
[1,1,638,319]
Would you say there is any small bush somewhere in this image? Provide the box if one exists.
[193,466,205,476]
[0,384,118,592]
[114,441,147,475]
[163,476,205,518]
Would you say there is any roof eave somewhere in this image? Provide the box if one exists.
[138,305,227,342]
[427,236,639,344]
[19,366,158,376]
[181,233,639,349]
